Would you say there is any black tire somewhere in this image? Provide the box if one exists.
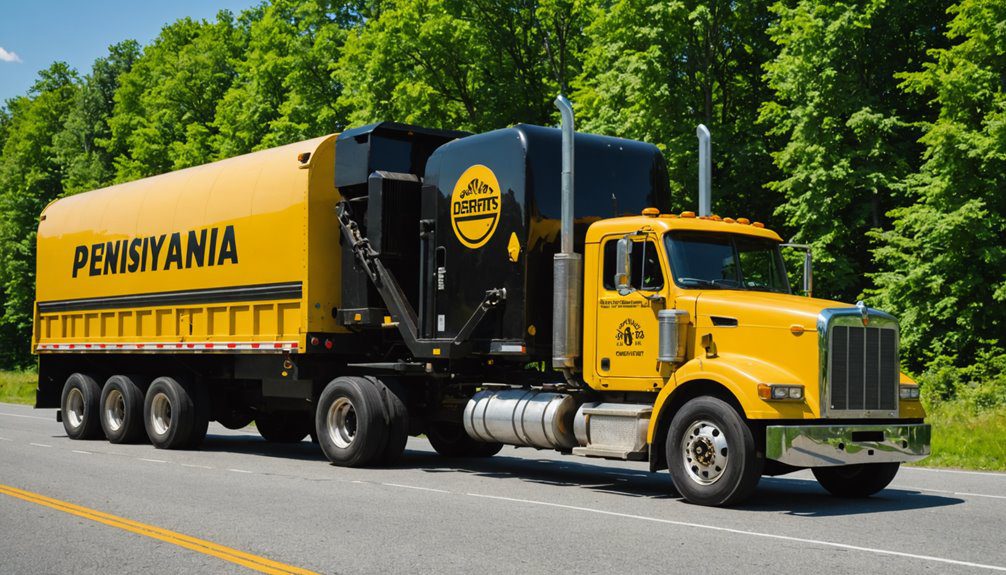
[316,376,388,467]
[61,373,103,440]
[186,382,210,449]
[426,421,503,458]
[812,463,900,498]
[666,396,763,506]
[256,411,312,443]
[99,375,146,444]
[371,377,409,465]
[144,376,200,449]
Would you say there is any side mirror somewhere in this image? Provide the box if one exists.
[781,243,813,297]
[615,236,633,296]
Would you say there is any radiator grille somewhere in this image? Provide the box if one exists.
[829,325,898,412]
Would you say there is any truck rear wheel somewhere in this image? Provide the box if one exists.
[100,375,146,444]
[666,396,762,506]
[426,422,503,458]
[256,411,311,443]
[316,377,388,467]
[812,463,900,498]
[144,376,207,449]
[61,373,103,440]
[372,377,409,466]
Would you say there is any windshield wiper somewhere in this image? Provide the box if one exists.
[677,278,722,289]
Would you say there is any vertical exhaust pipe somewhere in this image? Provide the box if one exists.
[697,124,711,216]
[552,95,582,373]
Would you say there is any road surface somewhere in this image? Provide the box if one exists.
[1,402,1004,574]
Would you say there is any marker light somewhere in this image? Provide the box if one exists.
[680,211,696,218]
[642,207,660,217]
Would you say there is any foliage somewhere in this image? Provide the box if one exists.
[575,0,779,220]
[869,0,1006,384]
[760,0,948,303]
[0,370,37,405]
[915,400,1006,471]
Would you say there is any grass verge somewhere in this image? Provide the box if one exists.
[914,402,1006,471]
[0,370,36,405]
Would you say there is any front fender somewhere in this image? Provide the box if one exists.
[646,353,816,444]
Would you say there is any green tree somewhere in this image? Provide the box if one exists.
[760,0,948,302]
[870,0,1006,381]
[107,11,249,180]
[214,1,363,156]
[0,63,80,366]
[575,0,779,221]
[53,40,141,194]
[337,0,591,132]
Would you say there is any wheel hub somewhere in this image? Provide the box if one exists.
[681,420,729,485]
[66,388,84,429]
[327,397,357,449]
[151,392,173,436]
[104,389,125,432]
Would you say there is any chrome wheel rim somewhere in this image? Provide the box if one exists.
[151,392,172,436]
[327,397,357,449]
[681,419,729,485]
[66,388,84,429]
[104,389,125,432]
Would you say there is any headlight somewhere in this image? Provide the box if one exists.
[758,384,804,401]
[899,384,921,401]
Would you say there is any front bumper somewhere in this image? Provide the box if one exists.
[765,423,930,467]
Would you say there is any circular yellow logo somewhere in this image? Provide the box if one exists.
[450,164,501,249]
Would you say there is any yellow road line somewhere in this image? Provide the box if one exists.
[0,484,320,575]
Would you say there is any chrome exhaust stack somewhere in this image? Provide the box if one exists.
[697,124,711,217]
[552,95,582,373]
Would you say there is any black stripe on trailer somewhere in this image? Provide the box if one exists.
[36,281,303,313]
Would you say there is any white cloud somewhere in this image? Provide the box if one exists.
[0,47,22,63]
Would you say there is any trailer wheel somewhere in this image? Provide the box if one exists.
[100,375,146,444]
[256,411,311,443]
[666,396,762,506]
[371,377,409,466]
[812,463,900,498]
[61,373,103,440]
[144,376,203,449]
[316,377,388,467]
[426,422,503,458]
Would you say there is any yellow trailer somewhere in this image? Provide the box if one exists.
[34,134,343,354]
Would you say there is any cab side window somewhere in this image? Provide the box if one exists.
[602,239,664,291]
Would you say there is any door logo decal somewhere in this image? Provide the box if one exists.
[615,318,645,357]
[451,164,501,249]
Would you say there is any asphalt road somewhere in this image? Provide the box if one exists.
[1,402,1004,575]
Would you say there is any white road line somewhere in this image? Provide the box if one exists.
[227,468,253,474]
[181,463,213,469]
[467,493,1006,572]
[382,483,450,494]
[901,485,1006,500]
[0,412,50,421]
[29,443,51,448]
[139,458,167,464]
[906,466,1006,478]
[0,437,11,441]
[71,450,92,455]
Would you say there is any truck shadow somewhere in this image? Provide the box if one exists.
[198,433,964,517]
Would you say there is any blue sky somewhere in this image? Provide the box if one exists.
[0,0,260,103]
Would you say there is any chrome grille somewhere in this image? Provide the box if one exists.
[828,325,898,412]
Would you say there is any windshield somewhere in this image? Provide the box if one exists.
[664,232,790,293]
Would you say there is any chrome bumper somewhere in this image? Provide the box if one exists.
[765,423,930,467]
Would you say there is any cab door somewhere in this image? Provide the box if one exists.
[594,233,668,388]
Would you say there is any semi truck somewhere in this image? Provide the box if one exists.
[32,96,929,506]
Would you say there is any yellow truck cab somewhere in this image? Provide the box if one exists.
[33,95,928,507]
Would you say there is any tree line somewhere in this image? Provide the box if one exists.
[1,0,1003,405]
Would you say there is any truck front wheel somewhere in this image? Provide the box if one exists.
[316,377,388,467]
[812,463,900,498]
[666,397,762,506]
[61,373,103,440]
